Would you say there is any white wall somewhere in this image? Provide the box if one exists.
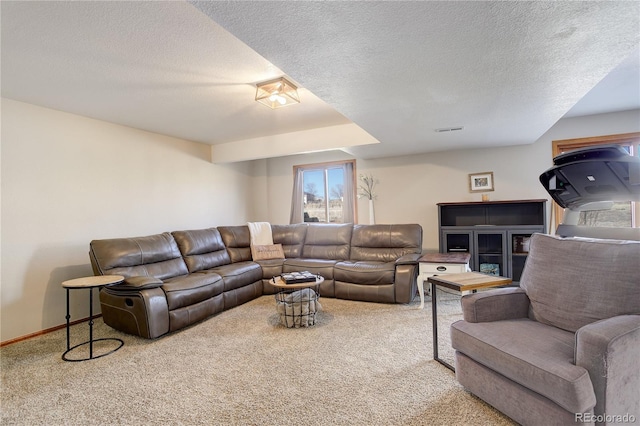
[1,99,256,342]
[263,109,640,252]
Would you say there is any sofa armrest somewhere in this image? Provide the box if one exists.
[108,276,163,291]
[461,287,529,323]
[575,315,640,420]
[100,286,169,338]
[394,262,420,304]
[395,253,420,265]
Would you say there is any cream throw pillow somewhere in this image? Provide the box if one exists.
[248,222,284,260]
[250,244,285,260]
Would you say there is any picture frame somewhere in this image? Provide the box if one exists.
[469,171,494,193]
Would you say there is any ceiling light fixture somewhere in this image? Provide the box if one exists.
[255,77,300,109]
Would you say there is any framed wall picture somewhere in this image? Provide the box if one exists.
[469,171,494,192]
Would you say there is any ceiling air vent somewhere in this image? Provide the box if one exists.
[435,127,464,133]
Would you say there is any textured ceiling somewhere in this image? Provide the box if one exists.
[2,1,639,163]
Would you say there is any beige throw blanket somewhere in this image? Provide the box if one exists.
[247,221,273,246]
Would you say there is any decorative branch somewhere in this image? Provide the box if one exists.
[358,173,377,200]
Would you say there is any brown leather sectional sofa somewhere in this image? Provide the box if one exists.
[89,223,423,338]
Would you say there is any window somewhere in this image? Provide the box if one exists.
[552,132,640,228]
[290,160,356,224]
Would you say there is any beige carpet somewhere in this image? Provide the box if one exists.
[1,294,515,425]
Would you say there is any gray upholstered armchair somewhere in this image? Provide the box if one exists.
[451,233,640,426]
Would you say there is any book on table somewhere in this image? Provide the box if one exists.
[281,271,317,284]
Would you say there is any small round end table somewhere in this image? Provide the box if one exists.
[271,275,324,328]
[62,275,125,362]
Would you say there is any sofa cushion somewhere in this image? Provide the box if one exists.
[451,318,596,413]
[283,258,336,297]
[90,232,188,280]
[349,224,422,262]
[334,261,395,285]
[256,258,285,281]
[283,258,337,278]
[162,273,223,311]
[172,228,231,273]
[218,226,253,263]
[203,261,263,292]
[272,224,308,258]
[302,223,352,260]
[520,233,640,333]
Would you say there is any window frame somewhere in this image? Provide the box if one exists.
[292,159,357,224]
[551,132,640,228]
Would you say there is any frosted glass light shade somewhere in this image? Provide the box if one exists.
[255,77,300,109]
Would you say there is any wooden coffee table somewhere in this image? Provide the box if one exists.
[427,272,512,371]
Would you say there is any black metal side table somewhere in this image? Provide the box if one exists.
[427,272,511,371]
[62,275,125,362]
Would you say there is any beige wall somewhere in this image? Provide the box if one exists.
[2,98,637,343]
[0,99,256,342]
[262,109,640,252]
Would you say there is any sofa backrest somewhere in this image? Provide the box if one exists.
[218,226,253,263]
[172,228,231,273]
[349,224,423,262]
[272,224,307,258]
[89,232,188,280]
[520,233,640,333]
[301,223,352,260]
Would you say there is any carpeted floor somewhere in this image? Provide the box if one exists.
[1,294,515,425]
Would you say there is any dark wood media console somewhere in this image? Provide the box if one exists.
[437,199,547,284]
